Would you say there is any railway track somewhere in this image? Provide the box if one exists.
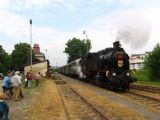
[123,91,160,112]
[131,84,160,93]
[55,79,110,120]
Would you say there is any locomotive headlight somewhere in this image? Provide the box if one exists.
[112,73,116,76]
[126,73,130,76]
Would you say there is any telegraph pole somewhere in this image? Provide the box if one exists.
[45,49,48,60]
[83,30,89,53]
[83,30,88,40]
[30,19,32,72]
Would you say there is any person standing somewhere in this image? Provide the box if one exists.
[24,72,29,88]
[42,73,45,80]
[34,72,40,87]
[25,72,32,88]
[28,72,32,88]
[12,71,22,101]
[2,72,12,97]
[17,72,23,98]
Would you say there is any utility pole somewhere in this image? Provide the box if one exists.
[83,30,88,40]
[30,19,32,72]
[45,49,48,60]
[83,30,89,53]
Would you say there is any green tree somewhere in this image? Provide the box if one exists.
[64,38,91,63]
[3,54,12,72]
[0,45,7,62]
[144,43,160,81]
[11,43,35,71]
[0,45,11,73]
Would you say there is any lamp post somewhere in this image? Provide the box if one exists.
[45,49,49,80]
[83,30,88,40]
[45,49,48,60]
[29,19,32,72]
[83,30,89,53]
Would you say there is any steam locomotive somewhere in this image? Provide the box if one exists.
[58,41,133,91]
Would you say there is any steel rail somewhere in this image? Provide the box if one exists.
[69,86,110,120]
[55,79,111,120]
[125,91,160,112]
[128,91,160,102]
[55,80,71,120]
[131,84,160,93]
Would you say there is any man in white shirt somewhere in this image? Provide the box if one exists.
[12,71,21,101]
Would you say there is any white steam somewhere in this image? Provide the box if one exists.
[115,13,151,49]
[75,58,84,79]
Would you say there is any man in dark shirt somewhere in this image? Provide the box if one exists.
[2,72,12,95]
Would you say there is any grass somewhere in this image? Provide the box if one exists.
[22,79,36,88]
[25,80,66,120]
[135,69,160,86]
[21,76,46,88]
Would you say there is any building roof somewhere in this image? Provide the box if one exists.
[25,60,50,67]
[131,54,145,56]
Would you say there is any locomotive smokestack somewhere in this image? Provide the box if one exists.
[113,41,120,50]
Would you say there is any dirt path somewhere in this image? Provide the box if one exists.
[6,87,41,120]
[0,80,44,120]
[0,79,66,120]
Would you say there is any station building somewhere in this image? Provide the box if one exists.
[33,44,45,61]
[24,44,50,78]
[129,52,150,70]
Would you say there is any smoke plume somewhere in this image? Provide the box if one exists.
[115,13,151,49]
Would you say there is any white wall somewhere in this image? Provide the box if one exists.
[24,61,48,75]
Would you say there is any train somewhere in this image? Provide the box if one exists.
[57,41,134,91]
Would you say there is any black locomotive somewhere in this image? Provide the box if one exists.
[58,41,133,91]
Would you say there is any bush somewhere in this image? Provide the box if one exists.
[136,69,160,86]
[144,43,160,81]
[136,69,150,82]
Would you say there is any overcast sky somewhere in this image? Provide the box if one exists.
[0,0,160,66]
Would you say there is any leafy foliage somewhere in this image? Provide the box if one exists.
[144,43,160,81]
[136,69,160,86]
[0,45,11,73]
[64,38,91,63]
[136,69,150,82]
[11,43,35,71]
[0,45,6,61]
